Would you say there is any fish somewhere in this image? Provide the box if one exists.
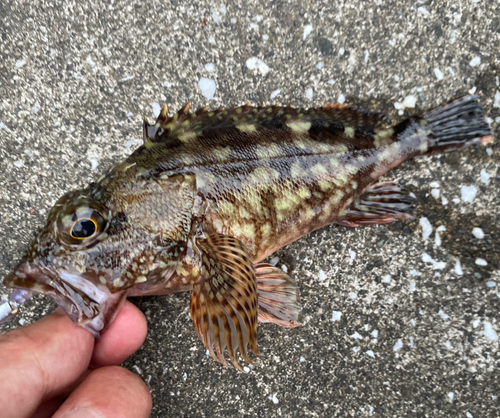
[0,95,493,369]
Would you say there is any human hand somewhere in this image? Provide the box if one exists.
[0,301,152,418]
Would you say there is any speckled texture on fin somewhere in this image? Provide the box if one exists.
[255,263,301,328]
[190,234,259,370]
[143,102,389,145]
[337,181,415,227]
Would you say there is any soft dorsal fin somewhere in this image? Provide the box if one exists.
[142,103,390,146]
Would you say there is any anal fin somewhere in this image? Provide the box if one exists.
[255,263,301,328]
[337,181,415,227]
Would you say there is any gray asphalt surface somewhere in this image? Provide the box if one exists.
[1,1,499,417]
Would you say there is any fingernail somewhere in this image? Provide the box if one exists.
[59,408,103,418]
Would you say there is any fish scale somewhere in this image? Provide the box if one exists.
[0,95,493,370]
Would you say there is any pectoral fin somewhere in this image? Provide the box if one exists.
[255,263,301,328]
[190,234,259,370]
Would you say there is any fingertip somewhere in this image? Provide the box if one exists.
[91,301,147,368]
[52,366,152,418]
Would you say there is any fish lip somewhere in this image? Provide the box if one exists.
[3,263,108,331]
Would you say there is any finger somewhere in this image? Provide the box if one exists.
[0,309,94,418]
[91,300,148,368]
[52,366,152,418]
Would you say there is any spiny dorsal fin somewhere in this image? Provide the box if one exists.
[143,103,389,145]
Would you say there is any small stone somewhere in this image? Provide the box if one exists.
[469,57,481,67]
[331,311,342,322]
[472,228,484,239]
[461,186,477,203]
[303,24,313,40]
[338,94,345,104]
[483,322,498,341]
[198,78,216,99]
[434,68,444,80]
[475,258,487,266]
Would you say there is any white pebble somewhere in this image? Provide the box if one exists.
[269,394,279,404]
[402,95,417,108]
[306,88,313,100]
[372,330,378,338]
[349,292,358,300]
[410,282,416,292]
[422,253,446,270]
[16,59,26,68]
[382,274,391,284]
[338,94,345,104]
[447,392,454,401]
[87,157,99,171]
[204,63,215,72]
[331,311,342,322]
[472,319,481,329]
[455,259,463,276]
[198,78,216,100]
[269,256,279,266]
[281,264,288,273]
[417,6,430,15]
[319,270,326,281]
[300,356,305,362]
[483,322,498,341]
[466,413,473,418]
[475,258,487,266]
[316,62,324,70]
[212,9,221,24]
[393,339,403,351]
[429,181,440,188]
[246,57,270,75]
[33,102,40,114]
[303,24,313,40]
[492,90,500,108]
[461,186,477,203]
[13,160,24,168]
[151,103,161,117]
[438,310,450,320]
[350,250,356,260]
[366,350,375,358]
[351,332,363,339]
[243,366,250,373]
[270,89,281,100]
[480,169,490,184]
[18,317,26,326]
[441,195,449,205]
[431,189,440,199]
[419,217,433,240]
[486,281,497,288]
[469,57,481,67]
[364,50,369,63]
[472,227,484,239]
[434,68,444,80]
[262,34,269,41]
[86,56,96,67]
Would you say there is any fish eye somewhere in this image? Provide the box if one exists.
[70,217,97,239]
[56,200,108,248]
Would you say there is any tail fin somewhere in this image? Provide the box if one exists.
[396,95,493,155]
[422,95,493,154]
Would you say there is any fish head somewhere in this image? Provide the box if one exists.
[2,184,189,336]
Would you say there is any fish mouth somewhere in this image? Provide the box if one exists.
[3,263,116,337]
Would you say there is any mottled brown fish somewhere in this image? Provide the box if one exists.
[0,95,493,369]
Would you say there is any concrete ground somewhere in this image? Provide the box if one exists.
[1,0,499,416]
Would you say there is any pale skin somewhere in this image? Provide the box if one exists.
[0,302,151,418]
